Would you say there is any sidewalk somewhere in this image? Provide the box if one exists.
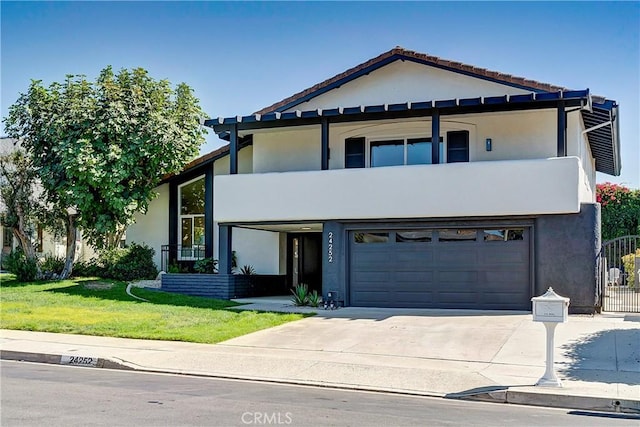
[1,307,639,414]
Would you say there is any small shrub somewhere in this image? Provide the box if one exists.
[41,254,65,276]
[4,248,39,282]
[167,262,184,273]
[622,249,640,288]
[239,264,256,275]
[194,257,218,274]
[307,290,321,308]
[73,259,103,277]
[291,283,309,306]
[91,243,157,281]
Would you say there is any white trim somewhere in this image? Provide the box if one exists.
[177,175,206,260]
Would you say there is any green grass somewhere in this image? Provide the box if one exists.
[0,274,307,343]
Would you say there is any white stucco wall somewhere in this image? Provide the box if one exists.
[213,145,253,175]
[212,145,279,274]
[327,110,558,169]
[231,228,280,275]
[284,60,531,112]
[126,183,170,269]
[252,127,321,173]
[567,111,596,202]
[214,157,583,223]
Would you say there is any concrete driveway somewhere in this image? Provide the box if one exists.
[222,304,640,399]
[224,308,531,364]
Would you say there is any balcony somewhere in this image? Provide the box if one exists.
[214,157,589,224]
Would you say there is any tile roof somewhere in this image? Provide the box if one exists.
[254,46,568,115]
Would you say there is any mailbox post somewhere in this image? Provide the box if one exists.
[531,287,570,387]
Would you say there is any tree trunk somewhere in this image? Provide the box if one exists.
[59,214,77,279]
[12,227,42,278]
[12,202,42,278]
[104,225,125,250]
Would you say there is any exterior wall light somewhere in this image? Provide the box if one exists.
[485,138,492,152]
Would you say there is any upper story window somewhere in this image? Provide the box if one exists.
[345,131,468,168]
[370,137,444,167]
[179,176,205,259]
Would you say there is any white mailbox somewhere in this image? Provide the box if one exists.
[532,287,569,323]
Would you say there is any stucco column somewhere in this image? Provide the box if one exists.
[219,224,233,274]
[204,167,214,258]
[321,118,329,170]
[557,100,566,157]
[230,124,238,175]
[432,108,440,164]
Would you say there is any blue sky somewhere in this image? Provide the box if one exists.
[2,1,638,187]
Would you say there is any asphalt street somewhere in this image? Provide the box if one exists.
[2,361,638,427]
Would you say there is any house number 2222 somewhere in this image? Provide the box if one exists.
[327,232,334,263]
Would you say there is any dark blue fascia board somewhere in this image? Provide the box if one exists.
[458,97,482,107]
[593,99,616,111]
[210,92,592,134]
[411,101,433,110]
[434,99,458,108]
[321,108,342,117]
[562,89,589,99]
[364,105,387,113]
[388,103,409,112]
[534,92,561,101]
[484,95,509,105]
[509,93,536,103]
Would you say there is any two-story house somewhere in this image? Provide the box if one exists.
[127,47,621,313]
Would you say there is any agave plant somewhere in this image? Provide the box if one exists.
[291,283,309,306]
[307,290,321,308]
[239,264,256,275]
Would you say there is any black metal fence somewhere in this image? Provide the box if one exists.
[160,244,207,273]
[597,235,640,313]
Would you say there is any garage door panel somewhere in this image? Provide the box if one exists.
[349,227,530,310]
[352,271,390,285]
[483,270,528,284]
[395,271,434,283]
[437,249,479,263]
[392,282,431,292]
[352,252,394,268]
[393,292,436,303]
[439,270,478,282]
[439,292,479,303]
[481,247,528,264]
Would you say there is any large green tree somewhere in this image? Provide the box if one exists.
[3,67,207,278]
[597,182,640,241]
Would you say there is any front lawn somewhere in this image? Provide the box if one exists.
[0,274,306,343]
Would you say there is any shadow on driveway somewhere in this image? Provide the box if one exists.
[558,329,640,385]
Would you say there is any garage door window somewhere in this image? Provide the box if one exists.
[438,229,477,242]
[484,229,524,242]
[396,231,433,243]
[353,232,389,243]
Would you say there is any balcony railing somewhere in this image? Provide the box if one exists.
[213,157,588,224]
[161,244,207,273]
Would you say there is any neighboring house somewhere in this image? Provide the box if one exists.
[127,47,620,313]
[0,137,97,265]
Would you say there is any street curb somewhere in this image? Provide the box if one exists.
[1,350,135,371]
[3,350,639,415]
[456,389,640,414]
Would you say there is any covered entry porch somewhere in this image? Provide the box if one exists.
[216,222,324,297]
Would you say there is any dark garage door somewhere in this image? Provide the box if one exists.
[349,228,531,310]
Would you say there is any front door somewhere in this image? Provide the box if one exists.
[288,233,322,293]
